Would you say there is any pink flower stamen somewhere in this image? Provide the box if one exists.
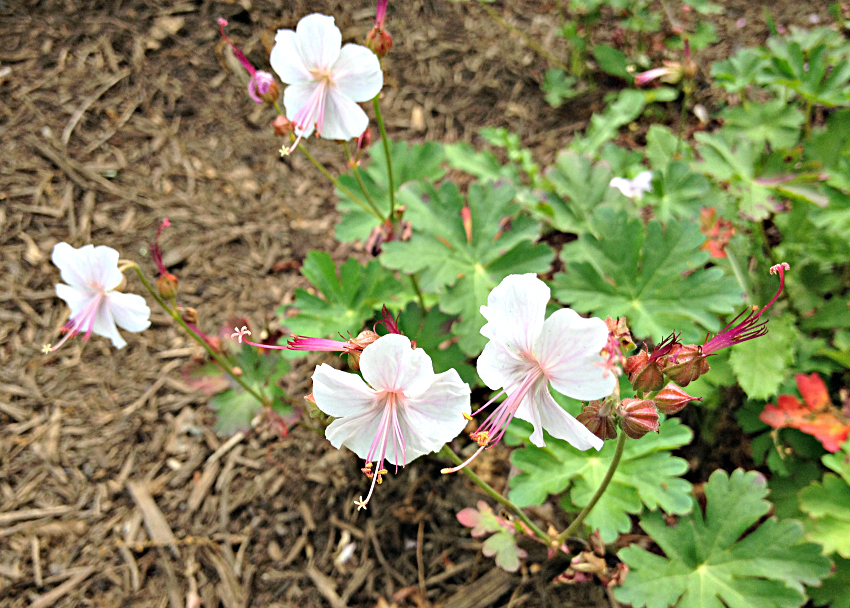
[357,391,406,510]
[218,18,256,76]
[49,292,105,351]
[149,218,171,276]
[702,263,790,355]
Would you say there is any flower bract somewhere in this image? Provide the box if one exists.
[471,274,617,453]
[270,13,383,150]
[311,334,470,509]
[50,243,151,350]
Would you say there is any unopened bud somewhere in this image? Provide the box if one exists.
[305,393,317,406]
[157,272,179,299]
[357,127,372,153]
[231,366,243,376]
[659,343,709,387]
[617,399,660,439]
[576,399,618,441]
[365,26,393,57]
[623,349,665,394]
[181,307,199,325]
[654,383,701,415]
[272,115,294,137]
[254,73,279,104]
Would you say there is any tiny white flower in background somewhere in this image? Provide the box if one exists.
[48,243,150,351]
[444,275,616,473]
[271,13,383,153]
[311,333,470,510]
[609,170,653,199]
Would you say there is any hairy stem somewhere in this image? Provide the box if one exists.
[554,430,627,545]
[297,144,384,221]
[342,141,384,220]
[371,95,396,218]
[439,445,550,543]
[409,274,426,311]
[131,265,270,407]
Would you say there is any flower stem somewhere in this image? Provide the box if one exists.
[409,274,426,311]
[342,141,384,220]
[726,248,753,303]
[474,0,569,72]
[553,430,627,545]
[371,94,395,218]
[130,264,270,408]
[439,445,550,543]
[296,144,384,221]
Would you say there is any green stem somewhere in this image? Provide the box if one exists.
[726,248,752,303]
[130,265,270,408]
[409,274,426,311]
[371,95,396,218]
[675,84,691,158]
[342,141,384,220]
[475,0,568,72]
[297,144,383,221]
[803,99,813,140]
[554,430,627,545]
[439,445,550,543]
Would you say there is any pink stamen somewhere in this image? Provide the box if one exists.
[218,18,256,76]
[702,263,790,355]
[149,217,171,276]
[50,292,105,351]
[357,392,405,510]
[376,0,388,28]
[287,336,349,351]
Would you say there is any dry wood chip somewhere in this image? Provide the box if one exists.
[28,565,95,608]
[187,459,220,514]
[126,481,177,556]
[444,567,518,608]
[306,564,347,608]
[0,505,73,526]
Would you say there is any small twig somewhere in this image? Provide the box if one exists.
[416,520,426,595]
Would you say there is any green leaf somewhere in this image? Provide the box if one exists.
[645,125,692,169]
[552,208,744,342]
[482,531,526,572]
[593,44,632,80]
[540,151,619,233]
[711,48,770,93]
[396,302,476,385]
[617,469,833,608]
[799,474,850,558]
[728,316,798,400]
[444,142,519,184]
[645,161,715,222]
[721,100,805,150]
[570,89,646,158]
[382,180,553,355]
[810,556,850,608]
[279,251,403,354]
[822,439,850,485]
[335,140,445,243]
[542,68,580,108]
[509,420,694,542]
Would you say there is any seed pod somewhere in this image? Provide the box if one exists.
[659,343,710,387]
[617,398,660,439]
[624,349,665,394]
[576,400,618,441]
[654,383,701,415]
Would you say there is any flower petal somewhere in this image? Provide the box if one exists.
[270,29,311,84]
[52,243,123,291]
[319,87,369,141]
[515,381,603,450]
[632,170,653,196]
[609,177,634,198]
[107,292,151,333]
[312,363,378,417]
[476,339,534,392]
[325,406,385,460]
[359,334,435,396]
[533,308,616,401]
[90,299,126,348]
[295,13,341,72]
[480,274,548,355]
[332,44,383,102]
[398,369,471,461]
[283,80,321,138]
[55,282,98,318]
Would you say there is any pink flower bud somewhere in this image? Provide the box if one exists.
[576,400,618,441]
[623,349,665,394]
[366,26,393,57]
[617,399,660,439]
[654,383,701,415]
[272,115,294,137]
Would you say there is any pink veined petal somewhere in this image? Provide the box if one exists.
[84,245,123,290]
[90,298,126,348]
[312,363,378,417]
[325,406,387,461]
[359,334,435,396]
[331,44,383,102]
[283,80,322,138]
[398,369,471,460]
[533,309,616,401]
[295,14,341,72]
[479,274,549,355]
[270,29,311,84]
[476,339,534,393]
[515,381,603,450]
[107,292,151,333]
[52,242,91,288]
[55,283,98,318]
[318,87,370,141]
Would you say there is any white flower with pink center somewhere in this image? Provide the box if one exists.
[270,13,383,153]
[311,334,470,510]
[48,243,151,351]
[445,275,616,473]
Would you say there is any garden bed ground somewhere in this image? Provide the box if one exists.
[0,0,835,606]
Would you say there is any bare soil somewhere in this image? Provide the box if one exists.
[0,1,836,607]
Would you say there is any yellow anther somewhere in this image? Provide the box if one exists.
[462,412,473,421]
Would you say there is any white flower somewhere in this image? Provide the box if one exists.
[466,274,616,458]
[270,13,383,151]
[609,170,653,199]
[49,243,150,350]
[311,333,470,509]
